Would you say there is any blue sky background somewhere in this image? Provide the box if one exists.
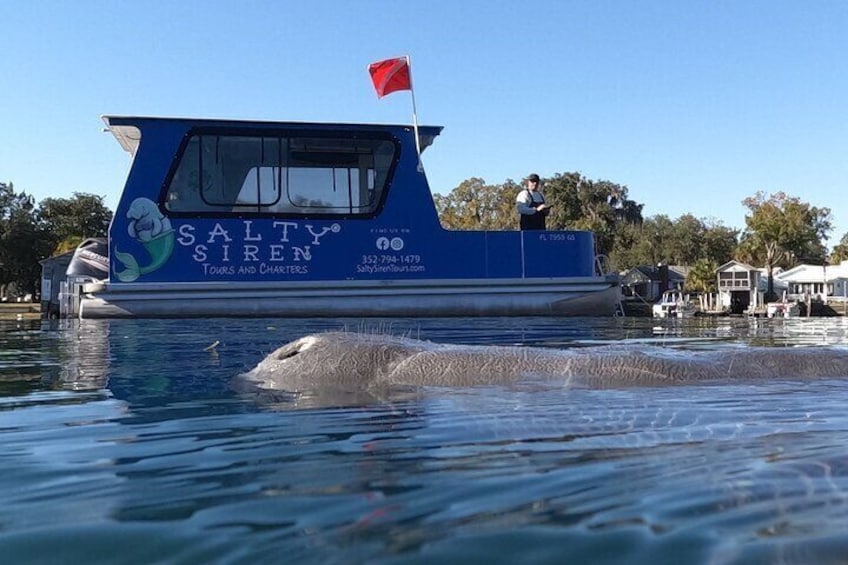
[2,1,847,246]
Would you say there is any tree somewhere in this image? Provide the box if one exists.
[686,258,718,293]
[831,233,848,264]
[607,214,667,270]
[608,221,645,269]
[738,191,831,300]
[667,214,705,266]
[609,214,738,272]
[0,186,114,298]
[433,173,644,254]
[37,192,112,255]
[0,190,53,297]
[433,178,515,230]
[544,173,643,256]
[701,221,739,267]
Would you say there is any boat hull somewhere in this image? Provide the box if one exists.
[77,277,621,318]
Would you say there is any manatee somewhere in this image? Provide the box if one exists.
[236,332,848,400]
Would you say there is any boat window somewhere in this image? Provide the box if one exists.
[164,132,396,216]
[164,137,203,212]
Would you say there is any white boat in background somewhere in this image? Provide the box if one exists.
[766,302,801,318]
[652,290,699,319]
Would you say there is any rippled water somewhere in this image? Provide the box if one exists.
[3,316,848,564]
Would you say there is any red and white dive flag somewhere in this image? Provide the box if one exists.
[368,57,412,98]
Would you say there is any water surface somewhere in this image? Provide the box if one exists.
[3,316,848,564]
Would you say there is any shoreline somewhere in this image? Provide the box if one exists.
[1,302,843,321]
[0,303,41,320]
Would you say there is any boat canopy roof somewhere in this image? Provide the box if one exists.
[102,115,443,156]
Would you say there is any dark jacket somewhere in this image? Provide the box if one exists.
[518,190,547,230]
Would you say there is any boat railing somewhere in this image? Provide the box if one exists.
[593,254,626,317]
[594,254,615,277]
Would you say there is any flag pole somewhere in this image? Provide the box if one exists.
[406,56,423,171]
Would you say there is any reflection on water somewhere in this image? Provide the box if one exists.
[647,316,848,347]
[2,316,848,563]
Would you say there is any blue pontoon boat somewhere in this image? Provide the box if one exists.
[63,116,621,318]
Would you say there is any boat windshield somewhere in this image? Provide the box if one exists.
[163,132,397,216]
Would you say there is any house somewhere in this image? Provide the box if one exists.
[621,264,688,302]
[776,260,848,304]
[39,251,75,318]
[716,260,766,314]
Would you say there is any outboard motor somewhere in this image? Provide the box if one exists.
[66,237,109,279]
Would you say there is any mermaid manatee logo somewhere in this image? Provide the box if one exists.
[114,197,175,282]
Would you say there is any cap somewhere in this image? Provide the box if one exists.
[527,174,540,183]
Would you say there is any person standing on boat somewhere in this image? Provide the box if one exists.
[516,173,551,230]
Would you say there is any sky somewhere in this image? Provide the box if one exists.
[2,1,847,246]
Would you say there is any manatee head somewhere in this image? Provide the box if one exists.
[237,331,427,395]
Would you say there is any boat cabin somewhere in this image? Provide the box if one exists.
[64,116,620,318]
